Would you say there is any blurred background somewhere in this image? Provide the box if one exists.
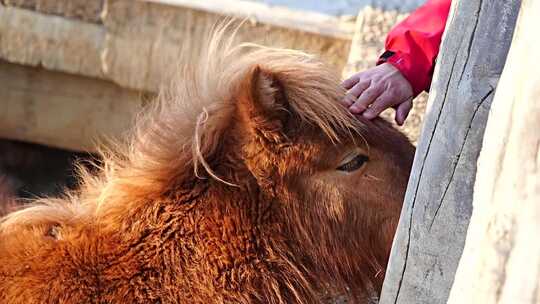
[0,0,427,199]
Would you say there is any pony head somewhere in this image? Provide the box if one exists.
[0,25,415,302]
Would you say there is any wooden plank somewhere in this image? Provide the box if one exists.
[0,2,350,93]
[0,4,105,78]
[102,0,350,91]
[0,60,145,152]
[3,0,104,23]
[379,1,521,303]
[2,0,355,38]
[448,1,540,302]
[146,0,355,39]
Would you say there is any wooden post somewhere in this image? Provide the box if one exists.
[448,1,540,302]
[379,1,521,303]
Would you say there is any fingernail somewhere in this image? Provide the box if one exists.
[349,105,361,114]
[362,111,374,119]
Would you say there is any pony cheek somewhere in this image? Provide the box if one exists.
[335,169,396,220]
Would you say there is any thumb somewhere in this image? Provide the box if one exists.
[395,99,413,126]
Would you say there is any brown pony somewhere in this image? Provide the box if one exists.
[0,29,414,303]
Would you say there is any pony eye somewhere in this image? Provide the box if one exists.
[337,154,368,172]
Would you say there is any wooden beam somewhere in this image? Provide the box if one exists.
[146,0,355,39]
[3,0,104,23]
[448,1,540,302]
[0,60,145,152]
[0,4,106,79]
[0,1,351,93]
[379,1,521,303]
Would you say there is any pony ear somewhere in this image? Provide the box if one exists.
[236,65,290,145]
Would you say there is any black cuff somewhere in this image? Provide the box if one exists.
[378,50,396,63]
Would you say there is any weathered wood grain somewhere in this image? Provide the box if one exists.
[101,0,351,91]
[0,4,106,78]
[146,0,355,39]
[379,1,521,303]
[448,0,540,302]
[0,0,352,93]
[3,0,104,23]
[0,60,145,151]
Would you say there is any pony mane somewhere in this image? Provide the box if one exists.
[1,22,365,228]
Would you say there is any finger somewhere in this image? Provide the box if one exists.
[341,75,360,89]
[350,85,383,114]
[349,81,370,98]
[342,93,355,107]
[395,99,413,126]
[342,81,370,107]
[362,90,395,119]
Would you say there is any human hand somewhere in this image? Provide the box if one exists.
[342,63,414,126]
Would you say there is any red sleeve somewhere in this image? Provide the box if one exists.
[378,0,451,96]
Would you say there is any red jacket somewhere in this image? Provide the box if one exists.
[378,0,452,96]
